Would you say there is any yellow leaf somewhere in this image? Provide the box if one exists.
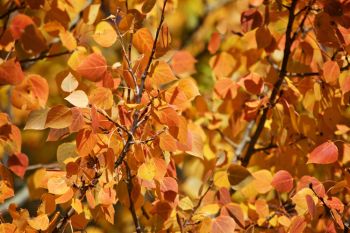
[252,170,273,194]
[178,197,194,211]
[292,188,318,215]
[47,176,70,195]
[72,198,83,214]
[213,170,230,188]
[59,30,77,51]
[138,159,156,181]
[27,214,49,231]
[93,21,117,47]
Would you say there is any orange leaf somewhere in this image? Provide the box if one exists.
[240,73,264,95]
[132,28,153,55]
[59,30,77,51]
[159,133,177,152]
[93,21,117,47]
[45,105,72,129]
[76,129,97,157]
[208,32,221,54]
[307,141,338,164]
[47,176,70,195]
[151,61,177,88]
[89,86,114,110]
[170,51,197,75]
[9,14,34,39]
[322,60,340,85]
[271,170,293,193]
[11,74,49,110]
[77,53,107,82]
[211,216,236,233]
[27,214,49,231]
[214,78,238,99]
[0,59,25,85]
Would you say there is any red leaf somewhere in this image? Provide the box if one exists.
[8,153,28,178]
[208,32,221,54]
[307,141,338,164]
[271,170,294,193]
[77,53,107,82]
[9,14,34,39]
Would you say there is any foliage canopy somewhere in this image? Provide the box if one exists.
[1,0,350,232]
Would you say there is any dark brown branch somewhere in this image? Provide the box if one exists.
[137,0,168,103]
[19,50,72,64]
[125,163,142,233]
[286,62,350,77]
[0,4,24,20]
[241,0,299,167]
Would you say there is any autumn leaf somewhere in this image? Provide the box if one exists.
[211,216,236,233]
[208,32,221,54]
[27,214,49,231]
[133,28,154,55]
[170,50,197,75]
[307,141,338,164]
[65,90,89,108]
[77,53,107,82]
[11,74,49,110]
[227,164,251,186]
[322,60,340,85]
[47,176,70,195]
[61,72,79,92]
[93,21,117,47]
[8,153,28,178]
[0,59,25,85]
[45,105,73,129]
[271,170,294,193]
[9,14,34,39]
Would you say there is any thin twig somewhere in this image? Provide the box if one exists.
[19,50,72,64]
[183,180,213,228]
[125,163,142,233]
[136,0,168,103]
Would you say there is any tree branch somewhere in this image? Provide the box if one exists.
[137,0,168,103]
[125,163,142,233]
[19,50,72,64]
[241,0,300,167]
